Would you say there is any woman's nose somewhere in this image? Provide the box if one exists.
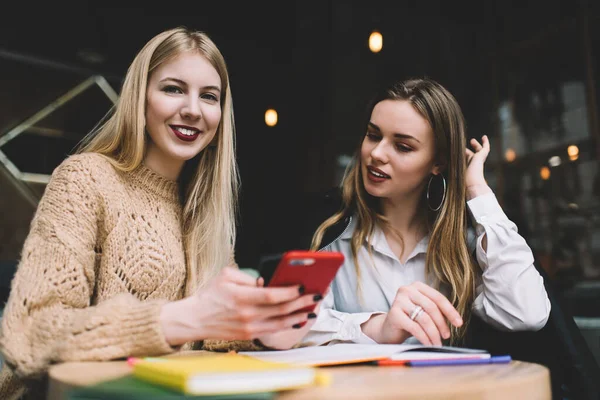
[371,141,389,163]
[181,96,202,120]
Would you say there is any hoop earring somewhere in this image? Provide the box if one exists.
[427,174,446,212]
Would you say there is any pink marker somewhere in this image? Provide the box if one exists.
[127,357,141,367]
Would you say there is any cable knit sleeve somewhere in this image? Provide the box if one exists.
[0,155,174,379]
[202,339,265,352]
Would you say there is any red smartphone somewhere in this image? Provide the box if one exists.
[265,250,344,321]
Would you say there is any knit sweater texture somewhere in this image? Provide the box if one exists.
[0,153,260,399]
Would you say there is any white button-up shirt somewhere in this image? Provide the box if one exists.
[303,192,551,346]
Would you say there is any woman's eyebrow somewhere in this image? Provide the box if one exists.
[368,122,421,143]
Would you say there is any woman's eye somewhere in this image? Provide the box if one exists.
[396,144,412,152]
[366,132,380,141]
[162,85,183,94]
[202,93,219,102]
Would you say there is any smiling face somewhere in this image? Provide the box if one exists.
[144,51,222,179]
[361,99,440,203]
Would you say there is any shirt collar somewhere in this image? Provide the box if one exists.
[341,215,430,261]
[340,216,355,240]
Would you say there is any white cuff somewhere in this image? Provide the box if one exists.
[333,312,382,344]
[467,192,510,236]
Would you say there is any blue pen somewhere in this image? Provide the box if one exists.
[407,355,512,367]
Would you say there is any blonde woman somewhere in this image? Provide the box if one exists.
[305,78,550,347]
[0,28,320,399]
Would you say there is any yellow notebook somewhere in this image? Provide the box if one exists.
[131,353,328,396]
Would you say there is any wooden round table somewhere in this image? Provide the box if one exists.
[48,352,551,400]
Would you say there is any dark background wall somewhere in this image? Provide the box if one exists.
[1,0,599,288]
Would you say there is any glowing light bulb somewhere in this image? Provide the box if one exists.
[540,166,551,180]
[265,109,278,127]
[505,149,516,162]
[548,156,561,167]
[369,31,383,53]
[567,145,579,161]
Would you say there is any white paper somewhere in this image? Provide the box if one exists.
[240,343,488,366]
[389,351,490,361]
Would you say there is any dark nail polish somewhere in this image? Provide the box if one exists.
[308,313,317,319]
[298,285,305,295]
[313,294,323,302]
[292,323,302,329]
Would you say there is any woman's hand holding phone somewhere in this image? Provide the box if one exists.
[254,278,326,350]
[253,250,342,349]
[159,266,322,346]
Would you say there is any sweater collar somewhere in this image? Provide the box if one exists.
[129,163,179,203]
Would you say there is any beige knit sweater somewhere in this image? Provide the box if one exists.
[0,153,261,399]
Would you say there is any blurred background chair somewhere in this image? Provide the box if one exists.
[465,263,600,400]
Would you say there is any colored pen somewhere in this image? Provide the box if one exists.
[373,359,408,366]
[374,355,487,367]
[407,355,512,367]
[127,357,167,366]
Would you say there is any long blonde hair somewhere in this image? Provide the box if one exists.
[78,27,238,294]
[311,78,476,342]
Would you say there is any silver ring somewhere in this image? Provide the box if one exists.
[409,305,424,321]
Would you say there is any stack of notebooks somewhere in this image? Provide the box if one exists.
[68,353,327,400]
[68,376,276,400]
[68,344,509,399]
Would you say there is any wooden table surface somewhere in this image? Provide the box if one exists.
[48,352,551,400]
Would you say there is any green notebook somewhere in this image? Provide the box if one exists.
[67,375,275,400]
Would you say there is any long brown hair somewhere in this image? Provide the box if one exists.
[78,27,239,295]
[311,78,476,342]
